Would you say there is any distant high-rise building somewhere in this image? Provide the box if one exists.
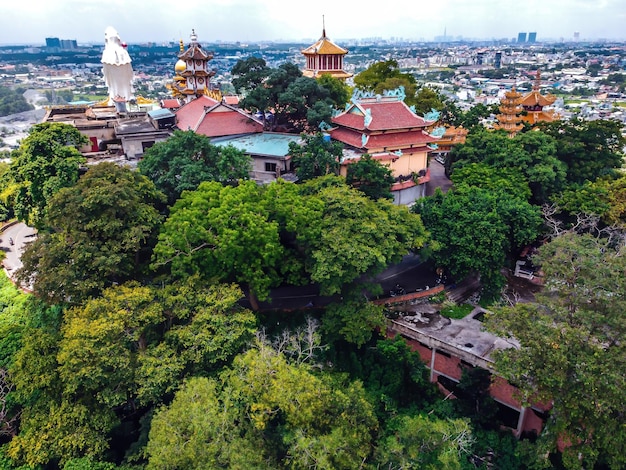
[528,32,537,43]
[60,39,77,50]
[45,37,61,48]
[517,32,527,43]
[495,51,502,69]
[574,31,580,41]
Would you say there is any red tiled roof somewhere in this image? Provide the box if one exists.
[161,99,181,109]
[332,101,430,131]
[174,95,219,131]
[223,95,240,106]
[329,127,436,150]
[196,110,263,138]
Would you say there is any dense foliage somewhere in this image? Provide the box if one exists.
[0,86,33,117]
[0,61,624,469]
[138,130,251,205]
[10,122,87,228]
[488,233,626,469]
[17,163,164,304]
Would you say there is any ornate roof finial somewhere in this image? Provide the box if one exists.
[179,39,184,52]
[322,15,326,38]
[190,29,197,43]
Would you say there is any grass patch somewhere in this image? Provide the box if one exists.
[439,303,474,319]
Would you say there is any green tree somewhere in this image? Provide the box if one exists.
[317,73,351,109]
[451,162,532,201]
[0,86,34,117]
[288,132,342,181]
[415,186,542,298]
[239,62,303,130]
[345,153,395,200]
[412,86,445,116]
[277,76,334,131]
[304,181,428,296]
[539,118,626,185]
[488,232,626,469]
[17,162,164,304]
[230,56,270,94]
[374,413,473,470]
[10,122,87,228]
[146,342,378,469]
[152,180,284,309]
[138,130,251,205]
[353,59,418,105]
[449,128,566,204]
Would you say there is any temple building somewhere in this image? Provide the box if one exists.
[168,30,221,103]
[328,87,439,205]
[520,71,558,125]
[494,87,524,136]
[301,22,352,81]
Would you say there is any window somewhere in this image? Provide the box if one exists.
[265,162,277,173]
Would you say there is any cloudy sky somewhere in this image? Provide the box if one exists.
[4,0,625,45]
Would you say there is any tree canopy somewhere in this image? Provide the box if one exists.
[415,186,542,297]
[10,122,87,228]
[353,60,419,106]
[17,162,164,304]
[138,130,251,205]
[539,118,626,185]
[345,153,395,200]
[288,132,342,181]
[448,128,566,204]
[488,232,626,469]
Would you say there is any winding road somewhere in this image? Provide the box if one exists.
[1,222,37,287]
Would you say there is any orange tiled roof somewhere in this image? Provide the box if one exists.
[161,99,182,109]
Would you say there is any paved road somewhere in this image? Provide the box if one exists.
[1,222,37,280]
[426,158,453,196]
[253,255,440,311]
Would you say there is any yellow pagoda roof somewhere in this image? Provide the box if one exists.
[302,70,353,79]
[302,30,348,55]
[520,90,556,107]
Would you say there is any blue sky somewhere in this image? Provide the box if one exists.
[4,0,626,45]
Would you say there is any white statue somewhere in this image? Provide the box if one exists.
[101,27,134,106]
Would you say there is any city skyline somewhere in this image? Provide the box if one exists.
[4,0,626,45]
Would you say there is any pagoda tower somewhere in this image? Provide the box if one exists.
[494,87,523,136]
[302,18,352,81]
[520,70,558,125]
[169,30,218,103]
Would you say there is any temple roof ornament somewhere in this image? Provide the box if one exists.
[423,108,441,122]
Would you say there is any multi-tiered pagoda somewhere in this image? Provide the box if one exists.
[494,88,524,136]
[520,71,558,125]
[169,30,219,103]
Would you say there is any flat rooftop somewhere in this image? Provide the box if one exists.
[388,306,519,369]
[212,132,302,157]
